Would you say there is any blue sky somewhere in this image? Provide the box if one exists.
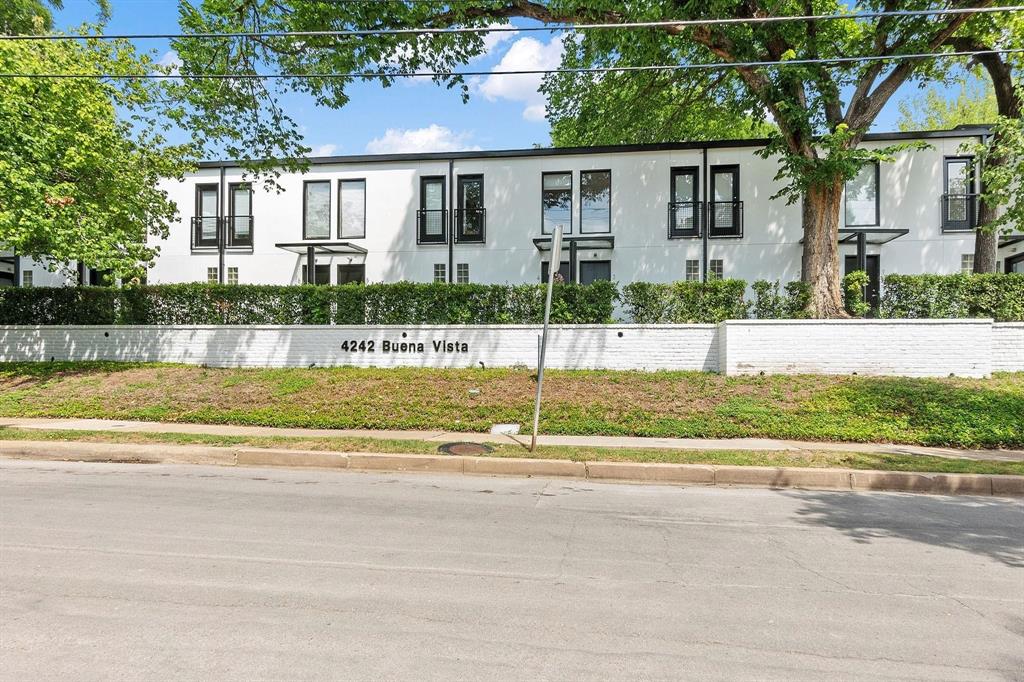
[57,0,918,157]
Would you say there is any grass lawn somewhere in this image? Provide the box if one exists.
[0,362,1022,448]
[2,427,1022,476]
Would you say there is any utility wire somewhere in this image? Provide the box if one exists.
[1,48,1020,79]
[1,5,1021,41]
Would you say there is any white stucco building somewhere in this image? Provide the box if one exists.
[4,125,1023,300]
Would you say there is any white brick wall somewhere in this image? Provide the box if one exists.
[993,323,1024,373]
[0,325,719,372]
[719,319,993,378]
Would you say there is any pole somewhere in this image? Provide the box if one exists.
[531,225,562,452]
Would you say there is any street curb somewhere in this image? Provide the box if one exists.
[1,440,1020,497]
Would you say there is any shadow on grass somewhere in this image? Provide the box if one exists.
[788,490,1024,567]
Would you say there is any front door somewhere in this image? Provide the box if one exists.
[844,254,880,308]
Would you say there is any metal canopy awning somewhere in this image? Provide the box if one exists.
[798,228,909,246]
[532,235,615,251]
[999,234,1024,248]
[275,241,368,255]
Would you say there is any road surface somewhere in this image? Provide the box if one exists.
[1,459,1022,680]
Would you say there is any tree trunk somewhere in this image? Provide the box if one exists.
[801,178,849,318]
[973,146,1005,273]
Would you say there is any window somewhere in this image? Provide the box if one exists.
[709,259,724,280]
[303,181,331,239]
[337,264,365,284]
[227,267,238,285]
[961,254,975,275]
[339,179,366,238]
[301,264,330,285]
[685,260,699,281]
[194,184,219,247]
[709,166,742,238]
[21,270,32,287]
[942,157,976,231]
[579,260,611,284]
[580,170,611,234]
[669,167,700,238]
[456,175,485,243]
[845,162,879,227]
[207,266,218,284]
[456,263,470,283]
[418,176,447,244]
[228,183,252,247]
[542,172,572,234]
[433,263,446,283]
[540,261,571,283]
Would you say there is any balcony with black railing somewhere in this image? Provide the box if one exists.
[708,200,744,238]
[225,215,254,247]
[454,208,486,243]
[190,216,254,250]
[191,216,219,249]
[941,193,977,232]
[667,201,701,239]
[416,209,448,245]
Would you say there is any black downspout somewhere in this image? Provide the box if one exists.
[77,262,86,286]
[218,165,226,284]
[447,159,454,283]
[856,231,867,273]
[569,240,578,283]
[12,249,20,287]
[701,146,709,282]
[306,246,315,284]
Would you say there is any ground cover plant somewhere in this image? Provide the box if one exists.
[0,362,1021,448]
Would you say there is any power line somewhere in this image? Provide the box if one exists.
[2,48,1020,80]
[2,5,1022,42]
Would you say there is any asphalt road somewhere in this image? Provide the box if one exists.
[1,460,1022,681]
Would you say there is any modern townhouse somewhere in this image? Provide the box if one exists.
[4,125,1022,302]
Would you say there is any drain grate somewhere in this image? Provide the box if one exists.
[438,442,494,456]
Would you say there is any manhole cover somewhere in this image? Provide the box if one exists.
[438,442,494,456]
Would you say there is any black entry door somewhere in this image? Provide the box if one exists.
[844,254,880,308]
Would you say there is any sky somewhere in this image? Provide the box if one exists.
[56,0,921,158]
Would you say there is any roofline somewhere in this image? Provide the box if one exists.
[197,125,992,169]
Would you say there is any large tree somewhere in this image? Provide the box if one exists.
[0,3,192,279]
[172,1,1003,316]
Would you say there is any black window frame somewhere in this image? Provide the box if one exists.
[338,178,367,239]
[193,183,220,249]
[301,263,331,285]
[455,174,486,244]
[579,169,611,235]
[844,161,880,228]
[540,260,571,283]
[417,175,448,245]
[302,180,332,240]
[337,263,366,285]
[941,155,977,232]
[709,165,743,239]
[227,182,254,248]
[668,166,701,239]
[579,260,611,285]
[541,170,573,235]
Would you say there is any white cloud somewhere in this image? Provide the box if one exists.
[365,125,481,154]
[476,36,564,122]
[476,24,517,59]
[310,144,338,157]
[156,50,182,76]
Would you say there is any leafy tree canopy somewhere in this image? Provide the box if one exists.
[896,73,998,131]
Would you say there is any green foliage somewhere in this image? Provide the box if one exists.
[880,273,1024,322]
[966,103,1024,234]
[0,282,619,325]
[751,280,811,319]
[843,271,872,318]
[620,279,748,323]
[896,74,998,132]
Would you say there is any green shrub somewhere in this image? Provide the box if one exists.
[880,273,1024,321]
[0,281,619,326]
[620,279,748,323]
[843,271,872,318]
[751,280,811,319]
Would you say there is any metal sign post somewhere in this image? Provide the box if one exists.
[531,225,563,452]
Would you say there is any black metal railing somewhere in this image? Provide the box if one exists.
[941,193,978,232]
[416,209,448,244]
[225,215,254,247]
[708,200,744,238]
[191,216,255,249]
[191,216,219,248]
[454,208,486,243]
[667,201,701,238]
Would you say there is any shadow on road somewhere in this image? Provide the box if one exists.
[787,491,1024,567]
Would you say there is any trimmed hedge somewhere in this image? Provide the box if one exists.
[879,273,1024,322]
[0,281,619,325]
[751,280,811,319]
[620,279,749,323]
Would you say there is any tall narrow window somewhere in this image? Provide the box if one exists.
[845,162,879,227]
[418,176,446,244]
[21,270,33,287]
[542,172,572,234]
[195,184,219,247]
[339,179,366,238]
[942,157,976,231]
[229,183,252,247]
[709,166,741,237]
[456,263,470,283]
[456,175,485,242]
[580,170,611,234]
[433,263,446,283]
[670,167,700,238]
[303,181,331,239]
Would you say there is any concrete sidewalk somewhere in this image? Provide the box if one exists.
[1,416,1021,462]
